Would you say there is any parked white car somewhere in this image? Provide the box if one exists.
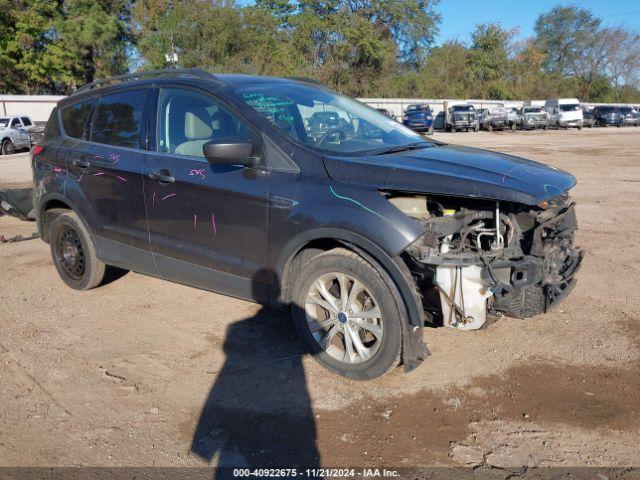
[0,115,34,154]
[545,98,583,129]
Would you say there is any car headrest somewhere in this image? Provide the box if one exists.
[184,109,213,140]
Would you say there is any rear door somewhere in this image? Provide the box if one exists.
[61,88,154,273]
[143,85,269,300]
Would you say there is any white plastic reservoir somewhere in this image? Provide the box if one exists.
[436,264,493,330]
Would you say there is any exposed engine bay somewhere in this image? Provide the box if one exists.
[386,192,583,330]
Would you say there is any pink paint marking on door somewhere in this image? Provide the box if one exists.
[189,168,206,180]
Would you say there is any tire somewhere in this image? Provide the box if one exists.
[50,211,106,290]
[487,124,493,132]
[578,125,583,130]
[427,126,433,135]
[291,248,403,380]
[2,139,15,155]
[511,123,516,131]
[474,124,479,132]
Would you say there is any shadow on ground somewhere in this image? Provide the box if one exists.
[189,273,320,476]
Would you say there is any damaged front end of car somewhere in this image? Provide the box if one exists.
[386,192,583,330]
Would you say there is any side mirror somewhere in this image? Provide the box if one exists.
[203,137,261,167]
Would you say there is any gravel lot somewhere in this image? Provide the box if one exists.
[1,128,639,469]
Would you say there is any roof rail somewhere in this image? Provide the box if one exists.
[286,77,326,86]
[74,68,218,94]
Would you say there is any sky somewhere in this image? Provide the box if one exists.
[434,0,640,45]
[235,0,640,45]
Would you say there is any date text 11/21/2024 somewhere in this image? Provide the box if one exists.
[232,468,400,477]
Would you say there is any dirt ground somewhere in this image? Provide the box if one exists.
[1,128,639,470]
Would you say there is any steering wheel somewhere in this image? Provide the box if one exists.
[315,128,345,146]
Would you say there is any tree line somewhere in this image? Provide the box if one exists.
[1,0,639,102]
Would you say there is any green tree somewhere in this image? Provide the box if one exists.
[59,0,131,84]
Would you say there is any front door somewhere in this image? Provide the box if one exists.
[10,117,29,147]
[143,86,269,301]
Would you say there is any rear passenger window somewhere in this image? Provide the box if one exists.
[21,117,32,126]
[91,89,145,149]
[61,99,96,139]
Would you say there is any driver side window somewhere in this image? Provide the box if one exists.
[157,88,251,158]
[11,118,21,128]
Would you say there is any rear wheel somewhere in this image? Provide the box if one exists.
[2,139,15,155]
[50,211,106,290]
[292,248,403,380]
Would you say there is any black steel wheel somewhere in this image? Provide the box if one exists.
[55,226,86,280]
[49,211,106,290]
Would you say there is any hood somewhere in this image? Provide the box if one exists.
[323,143,576,206]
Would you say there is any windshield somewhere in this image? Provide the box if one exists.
[559,104,580,112]
[597,106,616,113]
[234,81,430,155]
[452,105,474,111]
[0,118,8,128]
[524,107,543,113]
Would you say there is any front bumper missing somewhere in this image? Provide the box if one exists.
[489,203,583,318]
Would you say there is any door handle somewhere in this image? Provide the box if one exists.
[149,170,175,185]
[72,159,91,170]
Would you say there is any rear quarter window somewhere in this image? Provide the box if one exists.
[61,99,96,139]
[43,108,61,138]
[90,89,146,149]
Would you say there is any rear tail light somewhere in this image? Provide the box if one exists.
[31,145,45,157]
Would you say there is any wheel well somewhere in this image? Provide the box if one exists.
[39,199,72,242]
[280,238,348,303]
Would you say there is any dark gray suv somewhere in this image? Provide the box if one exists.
[31,69,582,379]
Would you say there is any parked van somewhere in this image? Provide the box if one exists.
[545,98,583,129]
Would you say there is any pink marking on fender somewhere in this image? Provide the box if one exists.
[211,213,217,236]
[194,214,197,229]
[109,153,120,164]
[53,166,63,173]
[162,193,176,201]
[77,174,84,182]
[116,176,127,182]
[152,192,157,206]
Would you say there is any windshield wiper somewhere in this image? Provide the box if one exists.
[372,141,433,156]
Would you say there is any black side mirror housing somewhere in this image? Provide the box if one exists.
[203,137,261,167]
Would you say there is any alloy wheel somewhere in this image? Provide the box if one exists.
[304,272,383,364]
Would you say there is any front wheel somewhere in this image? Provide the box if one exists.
[50,211,106,290]
[292,248,403,380]
[2,139,15,155]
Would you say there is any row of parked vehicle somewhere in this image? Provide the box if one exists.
[389,98,640,134]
